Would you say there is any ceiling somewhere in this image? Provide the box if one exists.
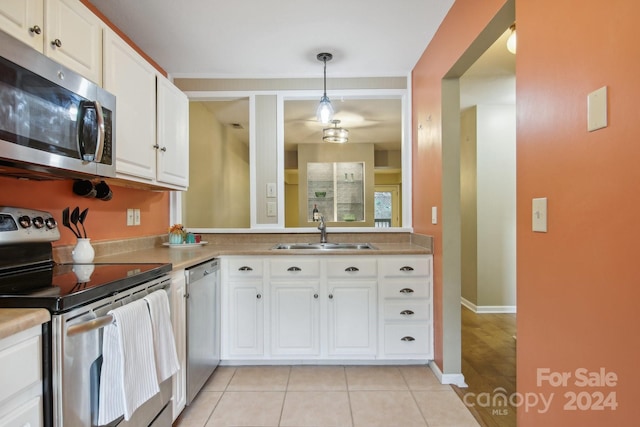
[89,0,456,78]
[89,0,514,152]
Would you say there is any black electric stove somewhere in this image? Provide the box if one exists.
[0,206,171,314]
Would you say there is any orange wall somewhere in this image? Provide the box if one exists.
[515,0,640,424]
[412,0,508,371]
[413,0,640,424]
[0,177,170,247]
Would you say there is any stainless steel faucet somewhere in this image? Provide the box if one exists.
[318,215,327,243]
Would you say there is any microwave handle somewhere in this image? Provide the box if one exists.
[78,101,105,162]
[93,101,105,163]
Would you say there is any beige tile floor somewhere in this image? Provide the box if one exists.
[173,365,480,427]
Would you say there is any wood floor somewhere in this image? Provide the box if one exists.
[453,306,517,427]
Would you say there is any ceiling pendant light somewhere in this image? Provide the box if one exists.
[323,119,349,143]
[316,52,334,124]
[507,23,517,54]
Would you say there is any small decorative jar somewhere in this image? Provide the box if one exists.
[72,238,95,263]
[169,232,184,244]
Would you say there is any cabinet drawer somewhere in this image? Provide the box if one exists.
[226,258,263,278]
[384,324,431,355]
[270,259,320,278]
[384,301,430,321]
[0,332,41,404]
[379,256,431,278]
[381,280,430,299]
[0,395,42,427]
[327,259,377,278]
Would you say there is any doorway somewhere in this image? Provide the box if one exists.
[438,0,515,407]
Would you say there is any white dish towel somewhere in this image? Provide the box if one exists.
[143,289,180,382]
[98,298,159,425]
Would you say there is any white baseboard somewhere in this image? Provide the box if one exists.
[461,297,516,314]
[429,361,468,387]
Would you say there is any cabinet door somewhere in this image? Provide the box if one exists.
[103,28,157,182]
[170,270,186,421]
[0,0,43,51]
[327,281,377,356]
[156,75,189,188]
[270,281,320,356]
[45,0,102,84]
[227,281,264,356]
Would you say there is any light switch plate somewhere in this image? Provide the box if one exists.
[126,209,134,226]
[266,183,276,198]
[587,86,607,132]
[532,198,547,232]
[431,206,438,225]
[133,209,141,226]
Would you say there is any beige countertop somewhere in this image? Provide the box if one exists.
[0,308,50,340]
[94,241,431,270]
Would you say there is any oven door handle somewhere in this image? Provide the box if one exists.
[66,313,114,337]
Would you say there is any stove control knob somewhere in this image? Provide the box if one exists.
[18,215,31,228]
[45,217,57,229]
[33,216,45,229]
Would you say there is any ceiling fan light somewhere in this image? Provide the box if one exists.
[316,95,334,124]
[323,120,349,143]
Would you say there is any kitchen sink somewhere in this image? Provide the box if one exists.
[271,242,377,250]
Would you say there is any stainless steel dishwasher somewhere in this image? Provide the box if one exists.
[185,258,220,405]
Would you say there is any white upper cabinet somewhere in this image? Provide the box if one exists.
[103,28,189,190]
[103,28,157,181]
[45,0,103,85]
[156,75,189,188]
[0,0,44,51]
[0,0,103,84]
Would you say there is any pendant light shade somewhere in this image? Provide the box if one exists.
[316,53,334,124]
[323,120,349,143]
[507,24,517,54]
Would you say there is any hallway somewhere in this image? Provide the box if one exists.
[453,306,517,427]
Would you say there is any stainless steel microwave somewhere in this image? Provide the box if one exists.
[0,30,115,180]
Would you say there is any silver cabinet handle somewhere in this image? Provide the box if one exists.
[400,310,414,316]
[256,293,262,299]
[239,266,253,271]
[399,288,414,294]
[287,266,302,272]
[328,294,333,299]
[314,293,319,299]
[184,293,189,298]
[29,25,42,35]
[161,146,167,152]
[345,266,359,272]
[51,38,62,48]
[153,144,160,149]
[401,336,415,342]
[400,266,415,272]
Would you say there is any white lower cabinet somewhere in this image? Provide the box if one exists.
[170,269,186,422]
[327,280,377,357]
[221,257,265,359]
[220,254,432,362]
[0,325,43,427]
[378,255,433,360]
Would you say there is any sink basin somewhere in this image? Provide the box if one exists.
[272,242,377,250]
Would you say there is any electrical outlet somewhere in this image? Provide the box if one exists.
[126,209,134,226]
[267,202,276,217]
[133,209,141,226]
